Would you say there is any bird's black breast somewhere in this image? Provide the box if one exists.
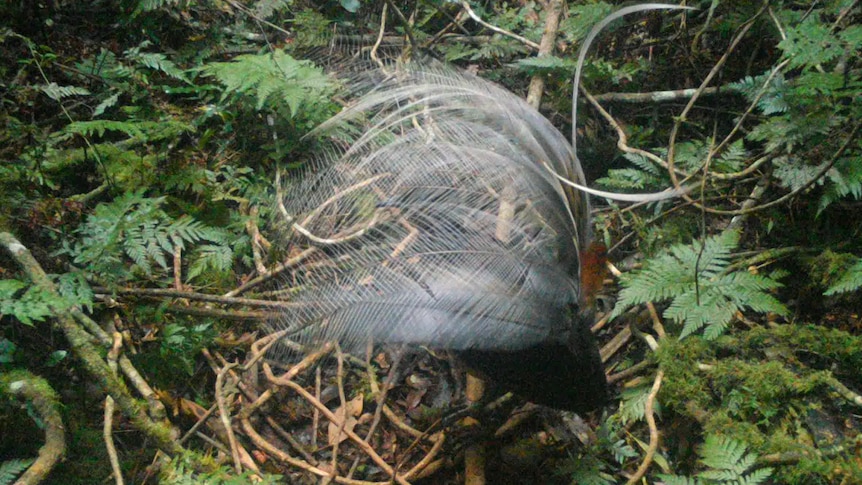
[458,321,608,413]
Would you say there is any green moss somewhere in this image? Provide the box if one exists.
[655,337,714,410]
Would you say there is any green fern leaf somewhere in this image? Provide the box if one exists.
[203,49,333,118]
[93,92,120,117]
[612,231,788,339]
[37,82,91,101]
[779,18,846,70]
[825,257,862,295]
[697,435,761,479]
[0,458,35,485]
[618,385,652,425]
[132,51,189,82]
[818,157,862,215]
[187,244,234,282]
[728,72,788,115]
[0,280,63,326]
[714,139,747,173]
[657,477,701,485]
[65,120,145,139]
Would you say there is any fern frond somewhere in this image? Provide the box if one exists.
[657,477,701,485]
[698,435,752,474]
[64,119,193,142]
[612,231,788,339]
[186,244,234,282]
[203,49,333,117]
[728,72,788,115]
[714,139,747,173]
[618,385,652,425]
[818,157,862,214]
[70,191,230,281]
[0,280,61,326]
[659,435,771,485]
[0,458,35,485]
[779,18,845,70]
[132,51,190,82]
[65,120,144,139]
[825,257,862,295]
[37,83,91,101]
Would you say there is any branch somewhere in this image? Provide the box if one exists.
[1,371,65,485]
[625,369,664,485]
[592,85,727,103]
[526,0,564,109]
[0,232,183,455]
[104,332,125,485]
[459,1,540,50]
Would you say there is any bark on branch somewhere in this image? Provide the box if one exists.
[0,232,183,456]
[1,370,65,485]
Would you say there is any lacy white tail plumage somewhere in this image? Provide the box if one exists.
[271,4,688,411]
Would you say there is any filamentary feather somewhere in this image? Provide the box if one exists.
[273,4,686,412]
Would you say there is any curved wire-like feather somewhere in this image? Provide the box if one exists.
[275,63,587,354]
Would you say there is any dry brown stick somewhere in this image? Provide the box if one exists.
[104,332,125,485]
[581,87,681,175]
[313,367,321,450]
[215,362,243,473]
[2,371,66,485]
[71,308,167,420]
[494,403,540,438]
[825,375,862,408]
[600,324,632,363]
[592,86,725,103]
[327,346,349,485]
[459,0,540,50]
[352,346,404,483]
[665,4,763,202]
[0,232,182,455]
[241,416,389,485]
[526,0,563,109]
[262,363,413,485]
[625,369,664,485]
[402,433,445,480]
[172,244,183,291]
[160,304,272,320]
[291,173,392,245]
[224,247,316,297]
[265,416,319,464]
[646,303,666,339]
[93,286,301,308]
[382,404,426,439]
[607,360,654,385]
[178,402,219,445]
[243,203,269,275]
[244,330,289,370]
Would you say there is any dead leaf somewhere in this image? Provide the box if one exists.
[327,394,364,445]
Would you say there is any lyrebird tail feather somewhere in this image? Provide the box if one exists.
[280,64,585,351]
[272,4,689,411]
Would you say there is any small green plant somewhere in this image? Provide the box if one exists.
[66,190,232,283]
[0,280,61,326]
[611,230,788,339]
[659,435,772,485]
[558,421,638,485]
[160,322,216,376]
[202,49,333,118]
[0,458,34,485]
[824,256,862,295]
[159,451,281,485]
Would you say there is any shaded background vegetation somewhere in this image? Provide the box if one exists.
[1,0,861,484]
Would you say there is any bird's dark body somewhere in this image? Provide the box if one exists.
[460,323,608,413]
